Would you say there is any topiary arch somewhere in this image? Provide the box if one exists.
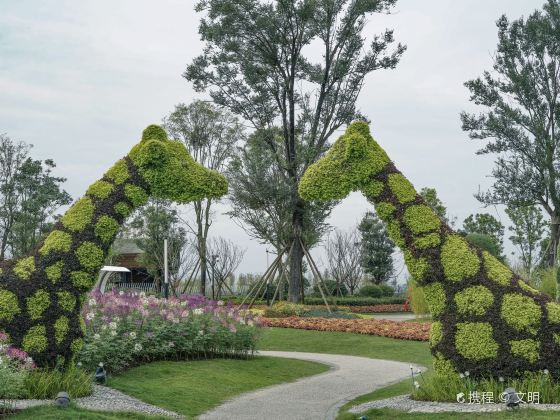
[299,121,560,380]
[0,125,228,367]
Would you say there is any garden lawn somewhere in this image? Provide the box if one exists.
[14,405,168,419]
[259,327,431,366]
[108,356,328,418]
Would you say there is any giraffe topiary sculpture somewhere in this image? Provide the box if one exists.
[299,121,560,380]
[0,125,227,367]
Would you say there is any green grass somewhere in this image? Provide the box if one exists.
[259,327,431,366]
[108,356,328,418]
[13,405,168,419]
[337,408,556,420]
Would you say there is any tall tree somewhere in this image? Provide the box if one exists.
[0,134,70,259]
[325,228,362,295]
[227,129,332,254]
[163,101,243,295]
[461,0,560,266]
[186,0,405,302]
[358,211,394,284]
[206,237,245,298]
[462,213,505,257]
[506,205,547,275]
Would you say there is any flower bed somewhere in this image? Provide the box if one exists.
[262,317,430,341]
[80,290,262,373]
[0,332,35,399]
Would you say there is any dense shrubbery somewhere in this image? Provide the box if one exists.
[358,283,394,298]
[262,302,357,319]
[79,290,261,373]
[304,296,406,306]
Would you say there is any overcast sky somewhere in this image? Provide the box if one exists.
[0,0,543,278]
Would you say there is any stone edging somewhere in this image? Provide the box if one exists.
[2,385,183,418]
[349,394,560,414]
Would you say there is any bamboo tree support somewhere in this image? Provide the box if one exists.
[181,259,201,294]
[237,248,287,309]
[299,238,332,313]
[238,240,332,312]
[270,248,292,306]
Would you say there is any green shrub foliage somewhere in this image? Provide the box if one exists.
[299,121,560,380]
[0,124,228,367]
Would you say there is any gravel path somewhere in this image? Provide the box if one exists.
[199,351,421,420]
[371,313,425,321]
[349,394,560,414]
[8,385,183,418]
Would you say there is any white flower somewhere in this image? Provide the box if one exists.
[86,312,95,321]
[109,322,117,330]
[129,331,137,339]
[459,373,464,379]
[217,300,224,306]
[93,333,101,340]
[88,298,96,306]
[77,362,82,367]
[110,330,117,337]
[248,320,254,327]
[180,301,187,307]
[98,362,104,367]
[194,308,204,315]
[101,325,107,331]
[464,371,470,377]
[168,342,175,347]
[172,318,179,324]
[544,369,550,375]
[119,291,124,296]
[499,377,504,382]
[198,330,204,336]
[134,343,142,352]
[139,292,146,297]
[414,381,420,389]
[0,357,3,365]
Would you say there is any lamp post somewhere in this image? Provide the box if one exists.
[163,238,169,299]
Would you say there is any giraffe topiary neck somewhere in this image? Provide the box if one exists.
[0,155,150,366]
[358,158,560,380]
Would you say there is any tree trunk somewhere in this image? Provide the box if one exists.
[288,197,305,303]
[199,244,207,295]
[549,214,560,267]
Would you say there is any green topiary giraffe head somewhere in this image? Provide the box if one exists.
[299,121,390,201]
[128,125,228,203]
